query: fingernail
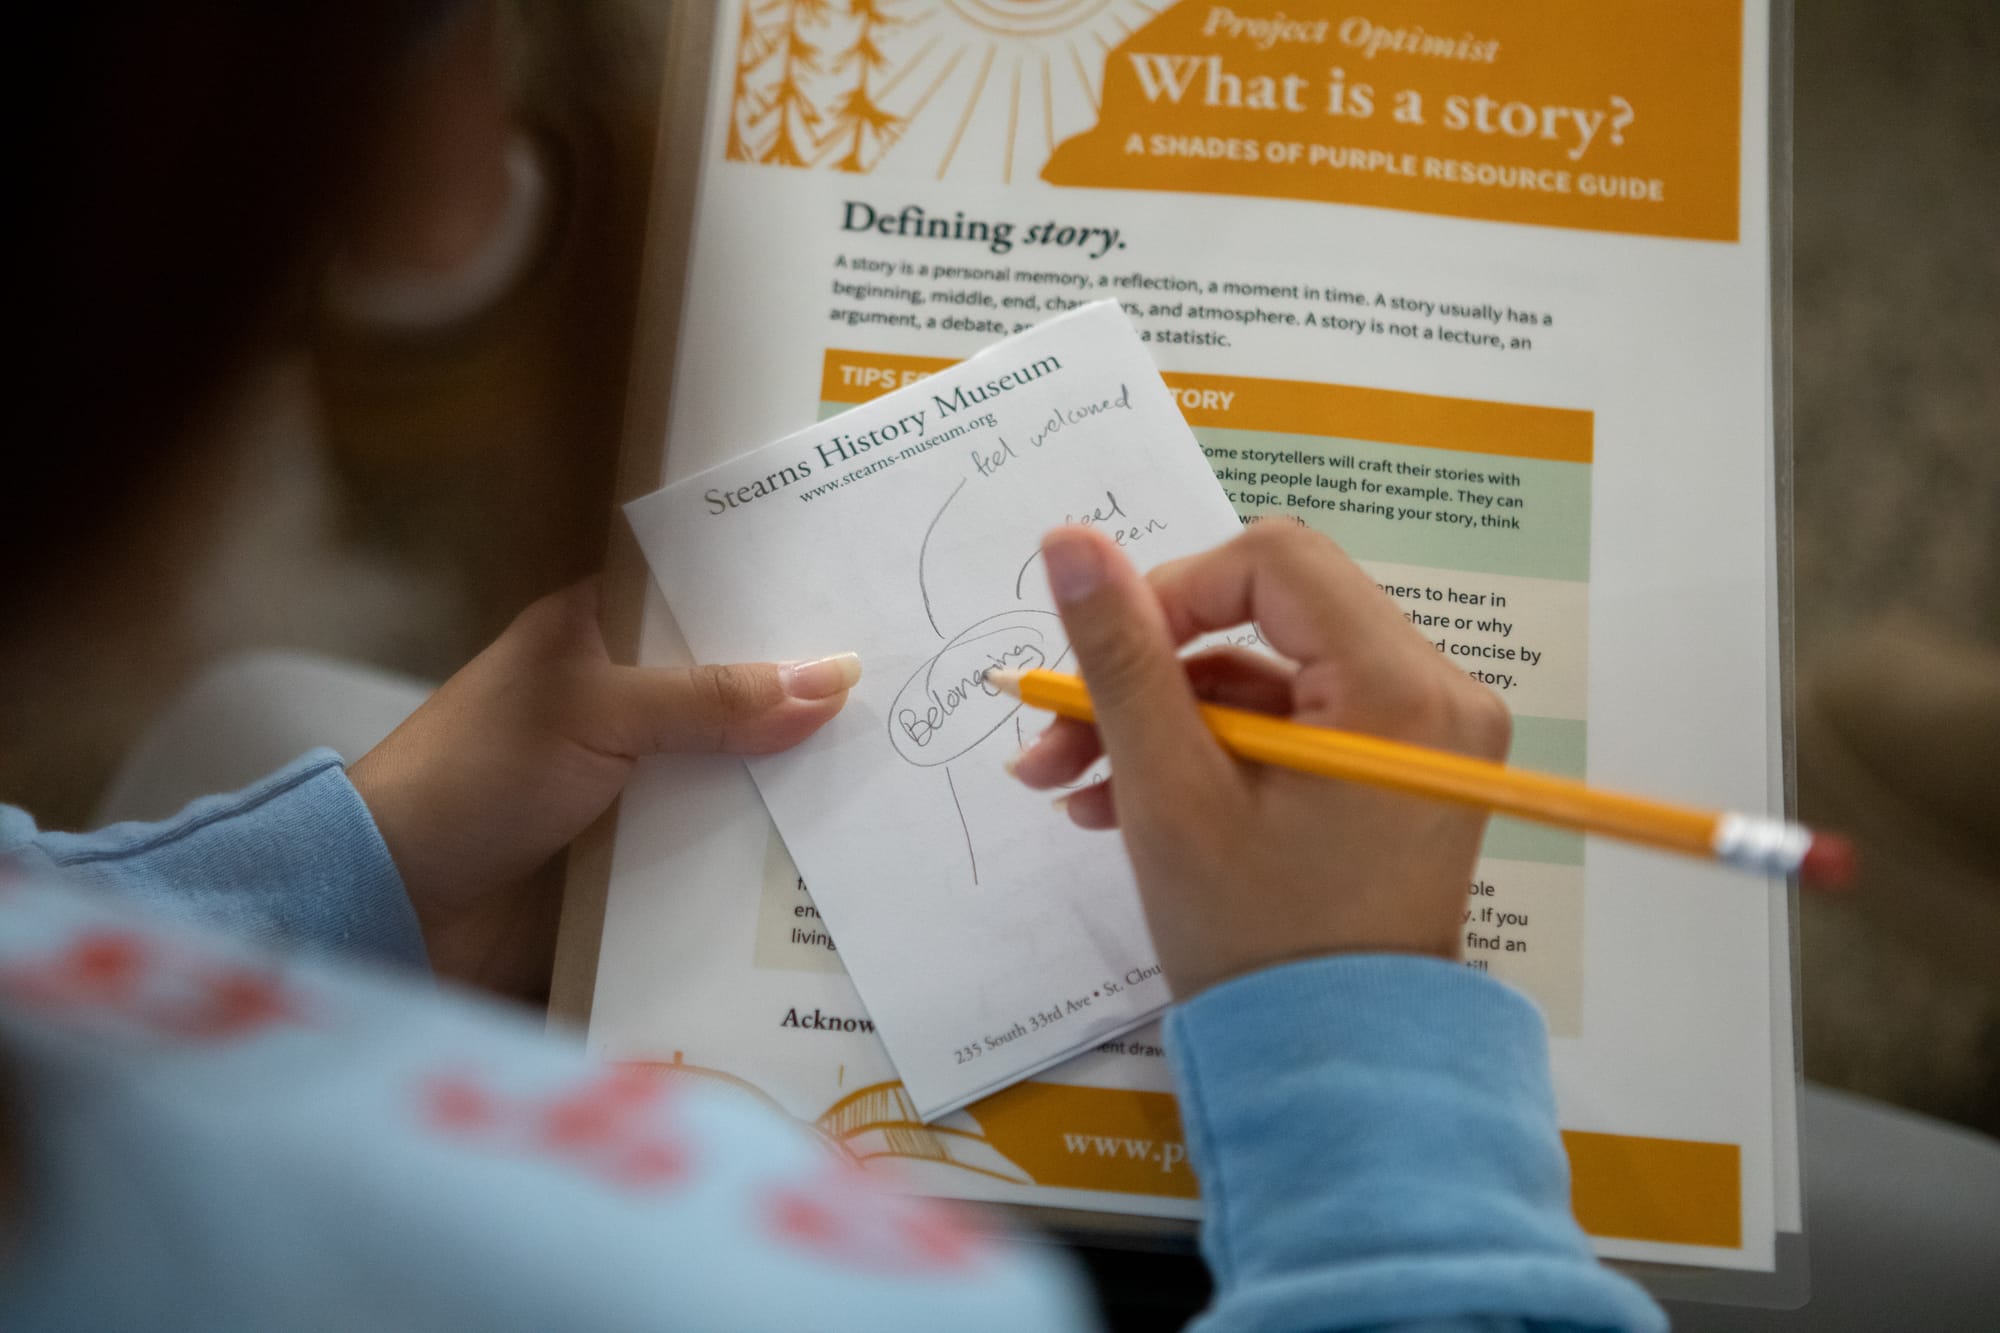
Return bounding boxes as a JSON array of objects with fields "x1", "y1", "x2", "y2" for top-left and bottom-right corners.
[
  {"x1": 1042, "y1": 530, "x2": 1103, "y2": 606},
  {"x1": 781, "y1": 653, "x2": 862, "y2": 700}
]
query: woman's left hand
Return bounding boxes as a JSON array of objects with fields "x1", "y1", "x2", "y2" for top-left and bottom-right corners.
[{"x1": 348, "y1": 581, "x2": 857, "y2": 1000}]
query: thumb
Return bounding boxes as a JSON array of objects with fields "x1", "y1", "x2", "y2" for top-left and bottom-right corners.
[
  {"x1": 1041, "y1": 527, "x2": 1232, "y2": 801},
  {"x1": 597, "y1": 654, "x2": 859, "y2": 757}
]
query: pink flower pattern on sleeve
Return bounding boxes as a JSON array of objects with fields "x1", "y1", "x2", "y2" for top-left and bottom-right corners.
[
  {"x1": 419, "y1": 1065, "x2": 691, "y2": 1189},
  {"x1": 0, "y1": 927, "x2": 302, "y2": 1041},
  {"x1": 0, "y1": 878, "x2": 1096, "y2": 1331}
]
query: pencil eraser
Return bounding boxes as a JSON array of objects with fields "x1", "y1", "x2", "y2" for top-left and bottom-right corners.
[{"x1": 1799, "y1": 832, "x2": 1857, "y2": 891}]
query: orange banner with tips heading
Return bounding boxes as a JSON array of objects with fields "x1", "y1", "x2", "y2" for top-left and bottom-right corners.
[{"x1": 822, "y1": 349, "x2": 1592, "y2": 464}]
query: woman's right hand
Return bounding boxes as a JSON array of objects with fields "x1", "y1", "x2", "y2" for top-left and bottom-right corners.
[{"x1": 1007, "y1": 522, "x2": 1513, "y2": 999}]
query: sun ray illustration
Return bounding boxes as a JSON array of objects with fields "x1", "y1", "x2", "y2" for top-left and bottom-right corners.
[
  {"x1": 938, "y1": 42, "x2": 996, "y2": 178},
  {"x1": 904, "y1": 46, "x2": 968, "y2": 125},
  {"x1": 1003, "y1": 57, "x2": 1022, "y2": 183},
  {"x1": 877, "y1": 33, "x2": 940, "y2": 97},
  {"x1": 727, "y1": 0, "x2": 1156, "y2": 179},
  {"x1": 1066, "y1": 39, "x2": 1099, "y2": 113},
  {"x1": 1041, "y1": 54, "x2": 1055, "y2": 153}
]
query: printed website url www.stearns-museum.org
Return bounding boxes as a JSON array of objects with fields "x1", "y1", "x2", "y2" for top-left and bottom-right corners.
[{"x1": 798, "y1": 413, "x2": 999, "y2": 502}]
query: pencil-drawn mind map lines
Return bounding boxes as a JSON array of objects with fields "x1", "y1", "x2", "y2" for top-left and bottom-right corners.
[
  {"x1": 917, "y1": 479, "x2": 966, "y2": 640},
  {"x1": 892, "y1": 380, "x2": 1164, "y2": 887}
]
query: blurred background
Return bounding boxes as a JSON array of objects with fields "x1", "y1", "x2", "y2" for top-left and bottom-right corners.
[{"x1": 2, "y1": 0, "x2": 1995, "y2": 1137}]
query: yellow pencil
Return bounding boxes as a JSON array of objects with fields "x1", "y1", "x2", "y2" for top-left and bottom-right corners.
[{"x1": 987, "y1": 668, "x2": 1854, "y2": 888}]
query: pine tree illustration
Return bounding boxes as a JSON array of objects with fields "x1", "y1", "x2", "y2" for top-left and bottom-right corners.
[
  {"x1": 754, "y1": 0, "x2": 831, "y2": 167},
  {"x1": 827, "y1": 0, "x2": 904, "y2": 173},
  {"x1": 725, "y1": 2, "x2": 779, "y2": 162}
]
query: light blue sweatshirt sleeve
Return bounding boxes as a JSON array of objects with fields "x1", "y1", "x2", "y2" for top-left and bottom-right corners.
[
  {"x1": 0, "y1": 749, "x2": 425, "y2": 969},
  {"x1": 0, "y1": 879, "x2": 1099, "y2": 1332},
  {"x1": 1165, "y1": 955, "x2": 1667, "y2": 1333}
]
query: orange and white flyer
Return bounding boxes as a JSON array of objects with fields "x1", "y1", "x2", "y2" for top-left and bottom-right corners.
[{"x1": 575, "y1": 0, "x2": 1795, "y2": 1276}]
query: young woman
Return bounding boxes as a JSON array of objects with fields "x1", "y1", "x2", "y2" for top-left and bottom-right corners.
[{"x1": 4, "y1": 7, "x2": 1662, "y2": 1329}]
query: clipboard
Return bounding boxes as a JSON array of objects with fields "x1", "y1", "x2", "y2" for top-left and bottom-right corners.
[{"x1": 553, "y1": 0, "x2": 1806, "y2": 1307}]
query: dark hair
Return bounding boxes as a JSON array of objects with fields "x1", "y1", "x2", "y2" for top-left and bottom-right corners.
[{"x1": 11, "y1": 4, "x2": 458, "y2": 588}]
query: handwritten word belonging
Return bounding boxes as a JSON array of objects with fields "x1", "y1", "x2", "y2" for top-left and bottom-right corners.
[{"x1": 890, "y1": 612, "x2": 1070, "y2": 766}]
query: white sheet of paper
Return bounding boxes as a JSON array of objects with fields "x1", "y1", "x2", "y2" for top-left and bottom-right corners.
[{"x1": 624, "y1": 302, "x2": 1243, "y2": 1118}]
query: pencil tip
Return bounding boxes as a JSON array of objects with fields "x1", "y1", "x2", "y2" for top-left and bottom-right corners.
[{"x1": 984, "y1": 668, "x2": 1024, "y2": 698}]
